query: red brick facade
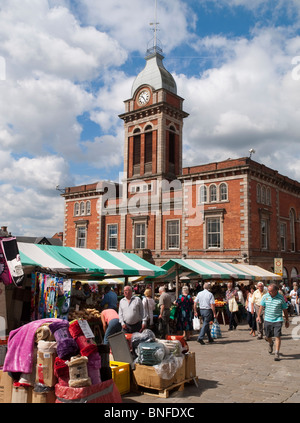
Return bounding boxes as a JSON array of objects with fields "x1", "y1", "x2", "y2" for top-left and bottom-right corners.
[{"x1": 62, "y1": 54, "x2": 300, "y2": 283}]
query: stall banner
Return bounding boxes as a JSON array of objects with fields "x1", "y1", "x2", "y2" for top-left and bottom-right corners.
[
  {"x1": 31, "y1": 273, "x2": 71, "y2": 321},
  {"x1": 0, "y1": 237, "x2": 24, "y2": 286}
]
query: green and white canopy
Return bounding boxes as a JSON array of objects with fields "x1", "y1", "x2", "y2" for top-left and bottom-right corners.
[
  {"x1": 155, "y1": 259, "x2": 281, "y2": 282},
  {"x1": 17, "y1": 243, "x2": 166, "y2": 278}
]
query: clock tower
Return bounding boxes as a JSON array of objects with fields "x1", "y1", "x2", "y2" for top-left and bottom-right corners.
[
  {"x1": 119, "y1": 45, "x2": 189, "y2": 182},
  {"x1": 118, "y1": 42, "x2": 188, "y2": 254}
]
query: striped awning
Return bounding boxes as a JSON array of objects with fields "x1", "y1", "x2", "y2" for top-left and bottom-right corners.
[
  {"x1": 154, "y1": 259, "x2": 281, "y2": 282},
  {"x1": 17, "y1": 243, "x2": 166, "y2": 278}
]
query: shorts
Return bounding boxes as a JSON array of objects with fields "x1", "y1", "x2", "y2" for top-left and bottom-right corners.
[{"x1": 264, "y1": 321, "x2": 283, "y2": 338}]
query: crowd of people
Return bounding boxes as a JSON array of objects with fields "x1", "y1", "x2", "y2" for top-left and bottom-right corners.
[{"x1": 71, "y1": 278, "x2": 300, "y2": 361}]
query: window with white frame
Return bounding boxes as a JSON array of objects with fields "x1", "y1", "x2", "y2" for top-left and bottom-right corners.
[
  {"x1": 199, "y1": 185, "x2": 207, "y2": 203},
  {"x1": 289, "y1": 209, "x2": 296, "y2": 252},
  {"x1": 86, "y1": 201, "x2": 91, "y2": 215},
  {"x1": 167, "y1": 220, "x2": 180, "y2": 249},
  {"x1": 209, "y1": 185, "x2": 217, "y2": 202},
  {"x1": 74, "y1": 203, "x2": 80, "y2": 216},
  {"x1": 261, "y1": 218, "x2": 269, "y2": 250},
  {"x1": 76, "y1": 226, "x2": 87, "y2": 248},
  {"x1": 207, "y1": 217, "x2": 221, "y2": 249},
  {"x1": 134, "y1": 222, "x2": 146, "y2": 249},
  {"x1": 107, "y1": 224, "x2": 118, "y2": 250},
  {"x1": 280, "y1": 223, "x2": 286, "y2": 251},
  {"x1": 220, "y1": 183, "x2": 228, "y2": 201},
  {"x1": 80, "y1": 202, "x2": 85, "y2": 215}
]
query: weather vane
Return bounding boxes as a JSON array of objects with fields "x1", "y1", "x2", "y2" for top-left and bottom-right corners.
[{"x1": 149, "y1": 0, "x2": 162, "y2": 54}]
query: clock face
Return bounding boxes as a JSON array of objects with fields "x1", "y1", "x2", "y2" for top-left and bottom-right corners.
[{"x1": 138, "y1": 89, "x2": 150, "y2": 105}]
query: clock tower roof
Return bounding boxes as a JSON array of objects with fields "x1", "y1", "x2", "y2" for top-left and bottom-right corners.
[{"x1": 131, "y1": 46, "x2": 177, "y2": 97}]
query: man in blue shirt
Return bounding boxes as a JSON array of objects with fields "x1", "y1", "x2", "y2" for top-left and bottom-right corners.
[
  {"x1": 100, "y1": 285, "x2": 118, "y2": 311},
  {"x1": 257, "y1": 283, "x2": 289, "y2": 361}
]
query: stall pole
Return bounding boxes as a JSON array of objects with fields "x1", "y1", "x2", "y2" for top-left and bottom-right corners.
[{"x1": 175, "y1": 264, "x2": 179, "y2": 299}]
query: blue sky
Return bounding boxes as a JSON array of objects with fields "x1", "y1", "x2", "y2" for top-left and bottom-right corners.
[{"x1": 0, "y1": 0, "x2": 300, "y2": 236}]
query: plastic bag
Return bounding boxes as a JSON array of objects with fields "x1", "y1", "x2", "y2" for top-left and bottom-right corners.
[
  {"x1": 131, "y1": 329, "x2": 156, "y2": 354},
  {"x1": 157, "y1": 340, "x2": 182, "y2": 357},
  {"x1": 153, "y1": 355, "x2": 184, "y2": 380},
  {"x1": 211, "y1": 319, "x2": 222, "y2": 339},
  {"x1": 137, "y1": 342, "x2": 166, "y2": 365},
  {"x1": 193, "y1": 317, "x2": 201, "y2": 331}
]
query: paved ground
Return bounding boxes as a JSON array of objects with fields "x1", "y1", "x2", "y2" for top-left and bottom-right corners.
[{"x1": 122, "y1": 318, "x2": 300, "y2": 404}]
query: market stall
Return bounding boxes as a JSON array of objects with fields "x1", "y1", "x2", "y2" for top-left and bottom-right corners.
[
  {"x1": 0, "y1": 243, "x2": 167, "y2": 403},
  {"x1": 151, "y1": 258, "x2": 281, "y2": 297}
]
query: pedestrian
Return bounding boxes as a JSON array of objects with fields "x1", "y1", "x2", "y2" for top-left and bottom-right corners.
[
  {"x1": 142, "y1": 288, "x2": 156, "y2": 329},
  {"x1": 257, "y1": 283, "x2": 289, "y2": 361},
  {"x1": 245, "y1": 285, "x2": 257, "y2": 336},
  {"x1": 70, "y1": 281, "x2": 86, "y2": 309},
  {"x1": 225, "y1": 281, "x2": 239, "y2": 330},
  {"x1": 251, "y1": 281, "x2": 267, "y2": 339},
  {"x1": 174, "y1": 286, "x2": 194, "y2": 341},
  {"x1": 194, "y1": 282, "x2": 217, "y2": 344},
  {"x1": 290, "y1": 283, "x2": 299, "y2": 315},
  {"x1": 100, "y1": 308, "x2": 122, "y2": 345},
  {"x1": 118, "y1": 285, "x2": 146, "y2": 333},
  {"x1": 100, "y1": 285, "x2": 118, "y2": 311},
  {"x1": 158, "y1": 286, "x2": 172, "y2": 339}
]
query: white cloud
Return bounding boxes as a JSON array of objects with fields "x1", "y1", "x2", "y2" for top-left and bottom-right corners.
[{"x1": 177, "y1": 27, "x2": 300, "y2": 179}]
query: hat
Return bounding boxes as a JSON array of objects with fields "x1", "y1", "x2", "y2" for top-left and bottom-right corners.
[{"x1": 144, "y1": 289, "x2": 152, "y2": 297}]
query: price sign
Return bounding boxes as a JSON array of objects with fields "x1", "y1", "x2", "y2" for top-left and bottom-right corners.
[{"x1": 78, "y1": 319, "x2": 95, "y2": 339}]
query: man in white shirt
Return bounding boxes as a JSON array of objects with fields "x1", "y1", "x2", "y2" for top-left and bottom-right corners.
[{"x1": 194, "y1": 282, "x2": 217, "y2": 345}]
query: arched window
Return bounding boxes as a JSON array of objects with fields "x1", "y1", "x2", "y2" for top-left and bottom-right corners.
[
  {"x1": 220, "y1": 183, "x2": 228, "y2": 201},
  {"x1": 209, "y1": 184, "x2": 217, "y2": 202},
  {"x1": 289, "y1": 209, "x2": 296, "y2": 252},
  {"x1": 261, "y1": 186, "x2": 266, "y2": 204},
  {"x1": 80, "y1": 202, "x2": 85, "y2": 215},
  {"x1": 144, "y1": 125, "x2": 152, "y2": 173},
  {"x1": 133, "y1": 128, "x2": 141, "y2": 175},
  {"x1": 266, "y1": 187, "x2": 271, "y2": 205},
  {"x1": 86, "y1": 201, "x2": 91, "y2": 215},
  {"x1": 168, "y1": 126, "x2": 176, "y2": 168},
  {"x1": 257, "y1": 184, "x2": 261, "y2": 203},
  {"x1": 74, "y1": 203, "x2": 80, "y2": 216},
  {"x1": 199, "y1": 185, "x2": 207, "y2": 203}
]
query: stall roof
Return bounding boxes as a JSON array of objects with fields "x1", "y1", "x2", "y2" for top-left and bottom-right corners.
[
  {"x1": 154, "y1": 259, "x2": 281, "y2": 282},
  {"x1": 17, "y1": 243, "x2": 166, "y2": 278}
]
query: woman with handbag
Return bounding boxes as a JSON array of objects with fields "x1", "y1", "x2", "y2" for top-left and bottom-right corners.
[{"x1": 225, "y1": 281, "x2": 239, "y2": 331}]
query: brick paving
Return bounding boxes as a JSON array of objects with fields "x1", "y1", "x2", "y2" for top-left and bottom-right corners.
[{"x1": 122, "y1": 319, "x2": 300, "y2": 404}]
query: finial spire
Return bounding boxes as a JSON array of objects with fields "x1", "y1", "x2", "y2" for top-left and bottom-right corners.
[{"x1": 148, "y1": 0, "x2": 163, "y2": 55}]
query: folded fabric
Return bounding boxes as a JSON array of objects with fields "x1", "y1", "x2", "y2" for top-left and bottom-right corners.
[{"x1": 3, "y1": 318, "x2": 60, "y2": 374}]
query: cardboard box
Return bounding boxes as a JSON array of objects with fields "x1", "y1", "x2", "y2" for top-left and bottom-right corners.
[
  {"x1": 133, "y1": 363, "x2": 174, "y2": 390},
  {"x1": 32, "y1": 390, "x2": 56, "y2": 403},
  {"x1": 185, "y1": 352, "x2": 196, "y2": 379},
  {"x1": 173, "y1": 359, "x2": 186, "y2": 384},
  {"x1": 11, "y1": 386, "x2": 33, "y2": 403},
  {"x1": 0, "y1": 369, "x2": 13, "y2": 403},
  {"x1": 36, "y1": 350, "x2": 57, "y2": 387}
]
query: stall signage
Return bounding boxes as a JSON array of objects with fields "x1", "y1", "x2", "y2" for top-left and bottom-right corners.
[
  {"x1": 78, "y1": 319, "x2": 95, "y2": 339},
  {"x1": 274, "y1": 258, "x2": 283, "y2": 276}
]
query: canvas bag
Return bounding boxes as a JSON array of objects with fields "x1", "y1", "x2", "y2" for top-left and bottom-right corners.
[{"x1": 228, "y1": 298, "x2": 239, "y2": 312}]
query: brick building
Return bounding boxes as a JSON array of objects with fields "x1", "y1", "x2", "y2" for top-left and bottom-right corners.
[{"x1": 62, "y1": 45, "x2": 300, "y2": 283}]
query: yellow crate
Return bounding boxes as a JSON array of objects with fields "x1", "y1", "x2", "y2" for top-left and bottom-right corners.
[{"x1": 109, "y1": 361, "x2": 130, "y2": 395}]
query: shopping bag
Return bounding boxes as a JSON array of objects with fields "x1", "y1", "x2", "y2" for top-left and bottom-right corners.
[
  {"x1": 192, "y1": 317, "x2": 201, "y2": 331},
  {"x1": 211, "y1": 319, "x2": 222, "y2": 339},
  {"x1": 228, "y1": 298, "x2": 239, "y2": 312}
]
